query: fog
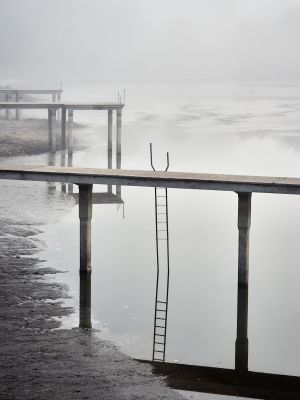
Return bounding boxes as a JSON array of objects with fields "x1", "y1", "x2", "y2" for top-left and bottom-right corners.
[{"x1": 1, "y1": 0, "x2": 300, "y2": 81}]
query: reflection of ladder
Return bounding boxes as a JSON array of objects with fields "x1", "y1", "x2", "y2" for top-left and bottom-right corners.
[{"x1": 150, "y1": 143, "x2": 170, "y2": 363}]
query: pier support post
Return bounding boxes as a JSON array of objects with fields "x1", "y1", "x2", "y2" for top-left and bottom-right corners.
[
  {"x1": 235, "y1": 192, "x2": 251, "y2": 373},
  {"x1": 68, "y1": 109, "x2": 73, "y2": 159},
  {"x1": 5, "y1": 93, "x2": 10, "y2": 120},
  {"x1": 116, "y1": 109, "x2": 122, "y2": 169},
  {"x1": 15, "y1": 91, "x2": 20, "y2": 120},
  {"x1": 61, "y1": 107, "x2": 67, "y2": 150},
  {"x1": 79, "y1": 184, "x2": 93, "y2": 328},
  {"x1": 48, "y1": 108, "x2": 56, "y2": 152},
  {"x1": 108, "y1": 110, "x2": 113, "y2": 193}
]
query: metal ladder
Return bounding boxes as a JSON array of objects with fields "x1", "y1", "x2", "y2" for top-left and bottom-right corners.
[{"x1": 150, "y1": 143, "x2": 170, "y2": 362}]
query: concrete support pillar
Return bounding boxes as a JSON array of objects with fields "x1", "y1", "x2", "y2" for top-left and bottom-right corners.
[
  {"x1": 57, "y1": 92, "x2": 62, "y2": 120},
  {"x1": 235, "y1": 192, "x2": 251, "y2": 373},
  {"x1": 48, "y1": 108, "x2": 56, "y2": 152},
  {"x1": 78, "y1": 184, "x2": 93, "y2": 328},
  {"x1": 5, "y1": 93, "x2": 10, "y2": 120},
  {"x1": 79, "y1": 184, "x2": 93, "y2": 274},
  {"x1": 116, "y1": 109, "x2": 122, "y2": 169},
  {"x1": 61, "y1": 107, "x2": 67, "y2": 150},
  {"x1": 108, "y1": 110, "x2": 113, "y2": 169},
  {"x1": 68, "y1": 109, "x2": 73, "y2": 159},
  {"x1": 108, "y1": 110, "x2": 113, "y2": 193},
  {"x1": 15, "y1": 91, "x2": 20, "y2": 120}
]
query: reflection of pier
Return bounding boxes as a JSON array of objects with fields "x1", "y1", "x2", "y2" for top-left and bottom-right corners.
[{"x1": 1, "y1": 166, "x2": 300, "y2": 398}]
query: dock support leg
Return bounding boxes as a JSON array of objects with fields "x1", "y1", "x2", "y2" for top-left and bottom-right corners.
[
  {"x1": 15, "y1": 91, "x2": 20, "y2": 120},
  {"x1": 79, "y1": 184, "x2": 93, "y2": 328},
  {"x1": 116, "y1": 109, "x2": 122, "y2": 169},
  {"x1": 5, "y1": 93, "x2": 10, "y2": 120},
  {"x1": 48, "y1": 109, "x2": 56, "y2": 152},
  {"x1": 67, "y1": 109, "x2": 74, "y2": 194},
  {"x1": 108, "y1": 110, "x2": 113, "y2": 193},
  {"x1": 52, "y1": 93, "x2": 57, "y2": 121},
  {"x1": 68, "y1": 109, "x2": 73, "y2": 159},
  {"x1": 235, "y1": 192, "x2": 251, "y2": 373},
  {"x1": 57, "y1": 92, "x2": 61, "y2": 121},
  {"x1": 61, "y1": 107, "x2": 67, "y2": 150}
]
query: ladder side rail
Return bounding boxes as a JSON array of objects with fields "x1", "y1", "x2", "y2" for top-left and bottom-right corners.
[{"x1": 152, "y1": 186, "x2": 160, "y2": 361}]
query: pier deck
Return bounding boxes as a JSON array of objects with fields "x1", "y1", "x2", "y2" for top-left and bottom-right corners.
[{"x1": 0, "y1": 164, "x2": 299, "y2": 195}]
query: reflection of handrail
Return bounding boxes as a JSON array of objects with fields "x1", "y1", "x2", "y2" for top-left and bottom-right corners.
[{"x1": 150, "y1": 143, "x2": 169, "y2": 172}]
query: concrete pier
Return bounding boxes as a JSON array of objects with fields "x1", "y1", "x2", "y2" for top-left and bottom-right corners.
[
  {"x1": 0, "y1": 89, "x2": 63, "y2": 120},
  {"x1": 235, "y1": 193, "x2": 251, "y2": 372},
  {"x1": 79, "y1": 183, "x2": 93, "y2": 328}
]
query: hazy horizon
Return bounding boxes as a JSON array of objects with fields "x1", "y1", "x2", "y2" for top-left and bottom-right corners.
[{"x1": 1, "y1": 0, "x2": 300, "y2": 82}]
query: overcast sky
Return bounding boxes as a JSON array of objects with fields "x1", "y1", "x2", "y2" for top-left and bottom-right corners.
[{"x1": 1, "y1": 0, "x2": 300, "y2": 81}]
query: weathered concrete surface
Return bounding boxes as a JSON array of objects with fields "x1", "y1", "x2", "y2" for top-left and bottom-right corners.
[{"x1": 0, "y1": 163, "x2": 300, "y2": 195}]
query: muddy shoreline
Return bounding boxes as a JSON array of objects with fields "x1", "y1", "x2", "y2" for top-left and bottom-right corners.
[{"x1": 0, "y1": 121, "x2": 183, "y2": 399}]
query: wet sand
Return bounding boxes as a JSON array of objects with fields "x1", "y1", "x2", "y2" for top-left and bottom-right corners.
[{"x1": 0, "y1": 121, "x2": 184, "y2": 399}]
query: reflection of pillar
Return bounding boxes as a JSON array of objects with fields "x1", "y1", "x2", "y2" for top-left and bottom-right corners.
[
  {"x1": 48, "y1": 109, "x2": 56, "y2": 152},
  {"x1": 78, "y1": 184, "x2": 92, "y2": 329},
  {"x1": 235, "y1": 192, "x2": 251, "y2": 373},
  {"x1": 61, "y1": 107, "x2": 67, "y2": 150},
  {"x1": 108, "y1": 109, "x2": 113, "y2": 193},
  {"x1": 80, "y1": 271, "x2": 92, "y2": 329},
  {"x1": 5, "y1": 93, "x2": 10, "y2": 120},
  {"x1": 47, "y1": 152, "x2": 56, "y2": 193},
  {"x1": 60, "y1": 150, "x2": 67, "y2": 193},
  {"x1": 116, "y1": 109, "x2": 122, "y2": 169}
]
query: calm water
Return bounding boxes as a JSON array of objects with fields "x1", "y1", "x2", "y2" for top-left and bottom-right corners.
[{"x1": 3, "y1": 79, "x2": 300, "y2": 399}]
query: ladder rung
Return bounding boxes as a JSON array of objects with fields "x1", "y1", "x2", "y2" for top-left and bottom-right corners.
[
  {"x1": 156, "y1": 317, "x2": 166, "y2": 320},
  {"x1": 153, "y1": 358, "x2": 164, "y2": 361},
  {"x1": 156, "y1": 196, "x2": 166, "y2": 198},
  {"x1": 156, "y1": 309, "x2": 166, "y2": 312},
  {"x1": 157, "y1": 301, "x2": 167, "y2": 304},
  {"x1": 155, "y1": 333, "x2": 165, "y2": 337},
  {"x1": 155, "y1": 325, "x2": 166, "y2": 329},
  {"x1": 154, "y1": 350, "x2": 164, "y2": 353},
  {"x1": 154, "y1": 341, "x2": 165, "y2": 345}
]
